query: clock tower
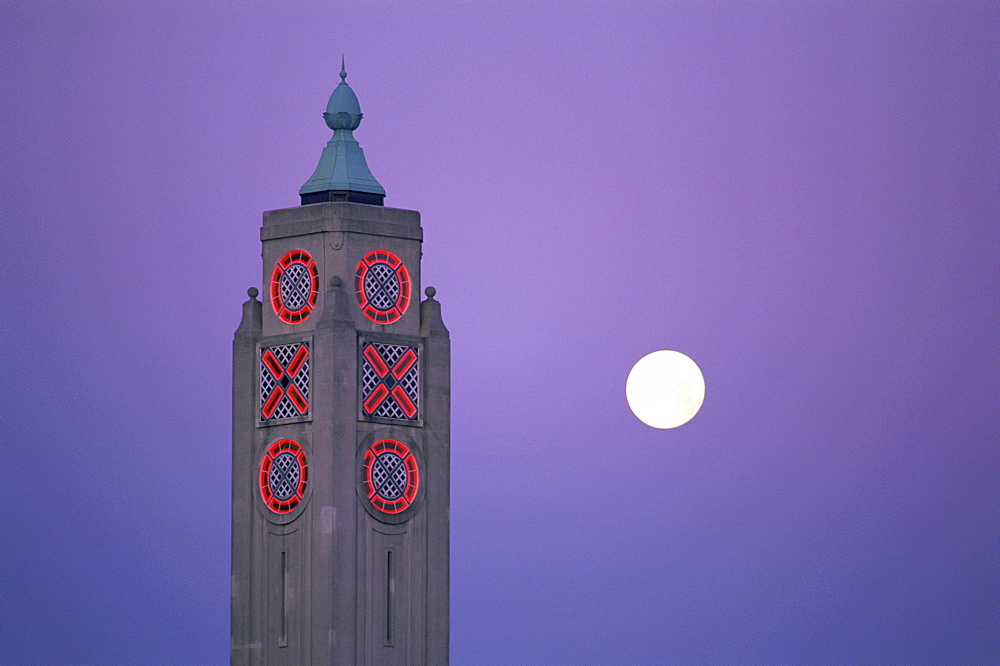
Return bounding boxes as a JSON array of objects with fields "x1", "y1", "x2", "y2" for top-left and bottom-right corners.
[{"x1": 231, "y1": 63, "x2": 450, "y2": 664}]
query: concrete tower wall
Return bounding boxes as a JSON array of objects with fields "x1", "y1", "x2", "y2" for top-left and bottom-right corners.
[{"x1": 232, "y1": 202, "x2": 449, "y2": 664}]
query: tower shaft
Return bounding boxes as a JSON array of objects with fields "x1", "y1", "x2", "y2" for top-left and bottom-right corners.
[{"x1": 231, "y1": 69, "x2": 449, "y2": 664}]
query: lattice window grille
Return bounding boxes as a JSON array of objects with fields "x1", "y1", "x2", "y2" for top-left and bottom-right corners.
[
  {"x1": 269, "y1": 451, "x2": 301, "y2": 500},
  {"x1": 260, "y1": 342, "x2": 310, "y2": 422},
  {"x1": 365, "y1": 263, "x2": 400, "y2": 311},
  {"x1": 360, "y1": 342, "x2": 419, "y2": 421},
  {"x1": 371, "y1": 452, "x2": 407, "y2": 500},
  {"x1": 361, "y1": 363, "x2": 381, "y2": 400},
  {"x1": 279, "y1": 263, "x2": 311, "y2": 311}
]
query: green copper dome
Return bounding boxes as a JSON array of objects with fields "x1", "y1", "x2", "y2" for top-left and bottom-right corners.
[
  {"x1": 324, "y1": 65, "x2": 362, "y2": 129},
  {"x1": 300, "y1": 59, "x2": 385, "y2": 206}
]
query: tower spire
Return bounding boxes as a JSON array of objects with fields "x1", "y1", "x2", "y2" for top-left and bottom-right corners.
[{"x1": 299, "y1": 59, "x2": 386, "y2": 206}]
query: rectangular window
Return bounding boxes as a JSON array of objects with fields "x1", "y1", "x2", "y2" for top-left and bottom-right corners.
[{"x1": 260, "y1": 342, "x2": 311, "y2": 424}]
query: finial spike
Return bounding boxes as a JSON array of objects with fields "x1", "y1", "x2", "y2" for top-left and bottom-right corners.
[{"x1": 340, "y1": 55, "x2": 347, "y2": 81}]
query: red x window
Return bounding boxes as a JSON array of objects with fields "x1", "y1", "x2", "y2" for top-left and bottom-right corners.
[
  {"x1": 260, "y1": 343, "x2": 310, "y2": 420},
  {"x1": 361, "y1": 343, "x2": 418, "y2": 420}
]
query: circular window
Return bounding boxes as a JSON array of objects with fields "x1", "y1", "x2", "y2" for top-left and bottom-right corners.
[
  {"x1": 259, "y1": 439, "x2": 308, "y2": 514},
  {"x1": 270, "y1": 250, "x2": 319, "y2": 324},
  {"x1": 363, "y1": 439, "x2": 419, "y2": 514},
  {"x1": 355, "y1": 250, "x2": 411, "y2": 324}
]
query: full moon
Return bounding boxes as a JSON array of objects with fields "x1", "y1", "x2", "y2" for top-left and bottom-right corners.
[{"x1": 626, "y1": 350, "x2": 705, "y2": 429}]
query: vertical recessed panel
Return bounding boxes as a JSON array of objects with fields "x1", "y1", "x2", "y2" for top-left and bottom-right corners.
[{"x1": 367, "y1": 529, "x2": 408, "y2": 665}]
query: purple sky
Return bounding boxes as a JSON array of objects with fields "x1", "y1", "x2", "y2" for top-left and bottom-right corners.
[{"x1": 2, "y1": 2, "x2": 997, "y2": 663}]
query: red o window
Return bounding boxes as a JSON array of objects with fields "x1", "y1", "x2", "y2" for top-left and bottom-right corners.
[
  {"x1": 363, "y1": 439, "x2": 419, "y2": 514},
  {"x1": 355, "y1": 250, "x2": 411, "y2": 324},
  {"x1": 270, "y1": 250, "x2": 319, "y2": 324},
  {"x1": 259, "y1": 439, "x2": 308, "y2": 514}
]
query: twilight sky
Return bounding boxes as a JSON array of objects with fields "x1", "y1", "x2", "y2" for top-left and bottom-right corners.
[{"x1": 2, "y1": 2, "x2": 997, "y2": 663}]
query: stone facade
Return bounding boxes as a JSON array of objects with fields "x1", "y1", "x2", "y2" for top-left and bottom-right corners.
[{"x1": 231, "y1": 202, "x2": 450, "y2": 664}]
